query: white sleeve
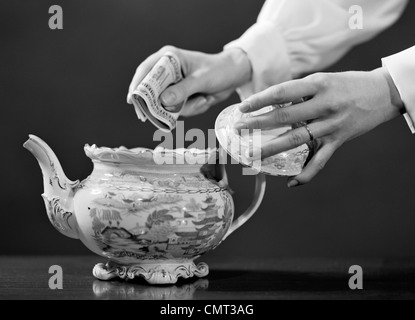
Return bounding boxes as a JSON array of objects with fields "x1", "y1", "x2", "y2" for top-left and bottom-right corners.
[
  {"x1": 382, "y1": 46, "x2": 415, "y2": 134},
  {"x1": 225, "y1": 0, "x2": 408, "y2": 99}
]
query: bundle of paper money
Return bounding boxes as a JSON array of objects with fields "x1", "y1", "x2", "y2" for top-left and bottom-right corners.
[{"x1": 131, "y1": 52, "x2": 184, "y2": 132}]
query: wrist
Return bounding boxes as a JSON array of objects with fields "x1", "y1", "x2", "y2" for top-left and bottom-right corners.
[{"x1": 220, "y1": 48, "x2": 252, "y2": 87}]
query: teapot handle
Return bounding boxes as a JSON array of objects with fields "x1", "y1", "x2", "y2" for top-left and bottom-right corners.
[{"x1": 222, "y1": 172, "x2": 266, "y2": 241}]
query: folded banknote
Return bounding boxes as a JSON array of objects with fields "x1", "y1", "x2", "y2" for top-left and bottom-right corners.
[{"x1": 131, "y1": 52, "x2": 184, "y2": 132}]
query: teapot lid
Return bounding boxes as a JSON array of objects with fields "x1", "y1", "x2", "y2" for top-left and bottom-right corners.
[
  {"x1": 214, "y1": 103, "x2": 310, "y2": 176},
  {"x1": 84, "y1": 144, "x2": 218, "y2": 166}
]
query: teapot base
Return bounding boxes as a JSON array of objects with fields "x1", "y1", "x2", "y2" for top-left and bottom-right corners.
[{"x1": 92, "y1": 260, "x2": 209, "y2": 285}]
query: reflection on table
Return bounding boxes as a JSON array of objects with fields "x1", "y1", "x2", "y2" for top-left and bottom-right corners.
[{"x1": 92, "y1": 278, "x2": 209, "y2": 300}]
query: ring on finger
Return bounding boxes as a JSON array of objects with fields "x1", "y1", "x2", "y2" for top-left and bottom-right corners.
[{"x1": 304, "y1": 125, "x2": 315, "y2": 142}]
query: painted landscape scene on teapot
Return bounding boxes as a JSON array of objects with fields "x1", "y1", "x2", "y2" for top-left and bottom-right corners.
[{"x1": 85, "y1": 186, "x2": 233, "y2": 262}]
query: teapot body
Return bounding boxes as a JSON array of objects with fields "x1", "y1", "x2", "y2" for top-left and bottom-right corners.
[{"x1": 74, "y1": 160, "x2": 234, "y2": 266}]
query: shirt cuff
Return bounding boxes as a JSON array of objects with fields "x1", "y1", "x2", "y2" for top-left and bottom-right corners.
[
  {"x1": 382, "y1": 46, "x2": 415, "y2": 134},
  {"x1": 224, "y1": 22, "x2": 292, "y2": 100}
]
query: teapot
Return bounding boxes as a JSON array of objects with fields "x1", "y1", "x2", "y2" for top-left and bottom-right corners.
[{"x1": 23, "y1": 135, "x2": 266, "y2": 284}]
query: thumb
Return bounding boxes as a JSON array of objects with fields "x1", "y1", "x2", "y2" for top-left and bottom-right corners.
[{"x1": 160, "y1": 76, "x2": 202, "y2": 107}]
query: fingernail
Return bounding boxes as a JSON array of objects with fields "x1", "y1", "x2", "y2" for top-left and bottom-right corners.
[
  {"x1": 239, "y1": 100, "x2": 252, "y2": 113},
  {"x1": 161, "y1": 91, "x2": 177, "y2": 106},
  {"x1": 127, "y1": 93, "x2": 132, "y2": 104},
  {"x1": 234, "y1": 121, "x2": 247, "y2": 132},
  {"x1": 287, "y1": 180, "x2": 299, "y2": 188},
  {"x1": 195, "y1": 97, "x2": 208, "y2": 108},
  {"x1": 164, "y1": 105, "x2": 177, "y2": 112}
]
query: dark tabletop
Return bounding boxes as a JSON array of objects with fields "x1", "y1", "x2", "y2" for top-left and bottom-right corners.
[{"x1": 1, "y1": 256, "x2": 415, "y2": 300}]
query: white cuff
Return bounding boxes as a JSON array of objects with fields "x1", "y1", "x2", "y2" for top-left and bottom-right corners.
[
  {"x1": 224, "y1": 22, "x2": 292, "y2": 100},
  {"x1": 382, "y1": 46, "x2": 415, "y2": 134}
]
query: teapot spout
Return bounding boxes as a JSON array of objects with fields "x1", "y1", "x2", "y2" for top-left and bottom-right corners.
[{"x1": 23, "y1": 135, "x2": 80, "y2": 239}]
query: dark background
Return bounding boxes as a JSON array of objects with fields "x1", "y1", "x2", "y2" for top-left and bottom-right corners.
[{"x1": 1, "y1": 0, "x2": 415, "y2": 261}]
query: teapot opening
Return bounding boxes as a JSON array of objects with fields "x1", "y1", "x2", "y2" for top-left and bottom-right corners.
[{"x1": 84, "y1": 144, "x2": 218, "y2": 169}]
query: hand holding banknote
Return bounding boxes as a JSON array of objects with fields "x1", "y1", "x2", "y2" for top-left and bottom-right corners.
[{"x1": 127, "y1": 46, "x2": 252, "y2": 119}]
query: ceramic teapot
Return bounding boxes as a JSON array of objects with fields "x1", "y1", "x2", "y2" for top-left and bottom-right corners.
[{"x1": 23, "y1": 135, "x2": 266, "y2": 284}]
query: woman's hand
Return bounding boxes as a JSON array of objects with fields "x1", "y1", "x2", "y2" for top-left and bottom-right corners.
[
  {"x1": 127, "y1": 46, "x2": 251, "y2": 117},
  {"x1": 234, "y1": 68, "x2": 405, "y2": 187}
]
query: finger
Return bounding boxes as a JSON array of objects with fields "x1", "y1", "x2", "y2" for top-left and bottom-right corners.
[
  {"x1": 180, "y1": 89, "x2": 234, "y2": 117},
  {"x1": 248, "y1": 122, "x2": 327, "y2": 160},
  {"x1": 127, "y1": 53, "x2": 162, "y2": 103},
  {"x1": 181, "y1": 95, "x2": 215, "y2": 117},
  {"x1": 239, "y1": 78, "x2": 318, "y2": 113},
  {"x1": 182, "y1": 104, "x2": 211, "y2": 117},
  {"x1": 127, "y1": 47, "x2": 176, "y2": 103},
  {"x1": 287, "y1": 142, "x2": 338, "y2": 187},
  {"x1": 160, "y1": 73, "x2": 211, "y2": 107},
  {"x1": 234, "y1": 99, "x2": 323, "y2": 131},
  {"x1": 179, "y1": 95, "x2": 208, "y2": 116}
]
